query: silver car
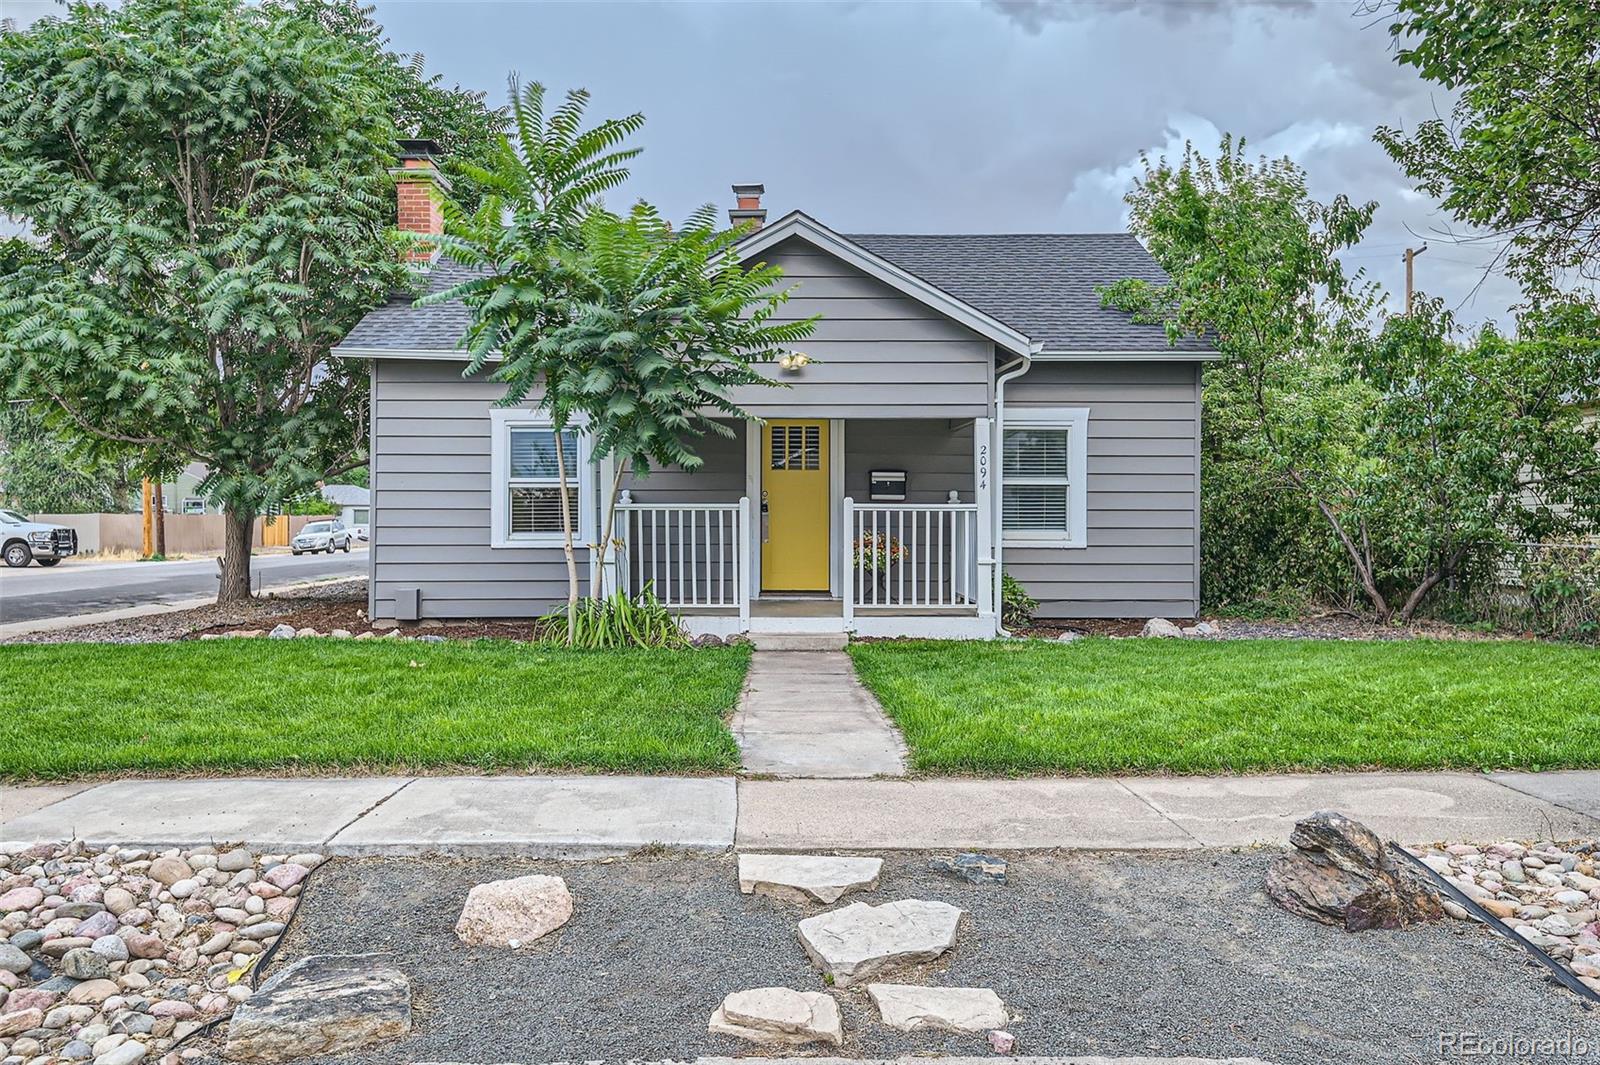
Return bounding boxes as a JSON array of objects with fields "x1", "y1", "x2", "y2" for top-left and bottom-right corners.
[{"x1": 290, "y1": 519, "x2": 354, "y2": 555}]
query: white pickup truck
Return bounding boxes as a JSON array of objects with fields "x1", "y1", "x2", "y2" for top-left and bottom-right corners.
[{"x1": 0, "y1": 508, "x2": 80, "y2": 568}]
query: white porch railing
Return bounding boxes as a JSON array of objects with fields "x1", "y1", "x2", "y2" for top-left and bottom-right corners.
[
  {"x1": 615, "y1": 493, "x2": 750, "y2": 625},
  {"x1": 843, "y1": 498, "x2": 980, "y2": 623}
]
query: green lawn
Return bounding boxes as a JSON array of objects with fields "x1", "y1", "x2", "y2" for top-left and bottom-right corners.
[
  {"x1": 850, "y1": 637, "x2": 1600, "y2": 775},
  {"x1": 0, "y1": 640, "x2": 747, "y2": 780}
]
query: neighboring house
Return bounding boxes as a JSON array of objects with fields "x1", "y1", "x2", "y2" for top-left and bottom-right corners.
[
  {"x1": 334, "y1": 146, "x2": 1218, "y2": 637},
  {"x1": 320, "y1": 483, "x2": 371, "y2": 529},
  {"x1": 163, "y1": 462, "x2": 218, "y2": 515}
]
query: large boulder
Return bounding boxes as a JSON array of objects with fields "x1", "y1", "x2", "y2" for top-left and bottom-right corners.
[
  {"x1": 454, "y1": 874, "x2": 572, "y2": 948},
  {"x1": 1140, "y1": 617, "x2": 1183, "y2": 638},
  {"x1": 708, "y1": 987, "x2": 843, "y2": 1047},
  {"x1": 223, "y1": 954, "x2": 410, "y2": 1063},
  {"x1": 1265, "y1": 810, "x2": 1444, "y2": 931}
]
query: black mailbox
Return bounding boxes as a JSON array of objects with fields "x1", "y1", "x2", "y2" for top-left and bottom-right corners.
[{"x1": 869, "y1": 470, "x2": 907, "y2": 501}]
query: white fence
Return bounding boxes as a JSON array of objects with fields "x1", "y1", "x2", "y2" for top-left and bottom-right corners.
[
  {"x1": 615, "y1": 495, "x2": 749, "y2": 622},
  {"x1": 843, "y1": 499, "x2": 979, "y2": 616}
]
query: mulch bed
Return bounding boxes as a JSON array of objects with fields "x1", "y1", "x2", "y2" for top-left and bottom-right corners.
[
  {"x1": 189, "y1": 596, "x2": 539, "y2": 642},
  {"x1": 1018, "y1": 613, "x2": 1532, "y2": 642}
]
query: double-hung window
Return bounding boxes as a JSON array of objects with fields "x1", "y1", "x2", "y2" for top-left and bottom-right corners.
[
  {"x1": 1001, "y1": 407, "x2": 1088, "y2": 548},
  {"x1": 490, "y1": 410, "x2": 593, "y2": 548}
]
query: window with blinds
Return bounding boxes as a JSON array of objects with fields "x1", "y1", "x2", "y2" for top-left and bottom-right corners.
[
  {"x1": 770, "y1": 424, "x2": 821, "y2": 471},
  {"x1": 508, "y1": 427, "x2": 580, "y2": 535},
  {"x1": 1003, "y1": 426, "x2": 1071, "y2": 535}
]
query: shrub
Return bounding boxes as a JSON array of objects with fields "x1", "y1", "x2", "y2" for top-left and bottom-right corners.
[
  {"x1": 1521, "y1": 543, "x2": 1600, "y2": 643},
  {"x1": 1001, "y1": 571, "x2": 1037, "y2": 630},
  {"x1": 532, "y1": 586, "x2": 689, "y2": 649}
]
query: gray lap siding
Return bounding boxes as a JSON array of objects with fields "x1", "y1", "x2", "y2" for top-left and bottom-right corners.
[
  {"x1": 372, "y1": 359, "x2": 576, "y2": 620},
  {"x1": 1004, "y1": 361, "x2": 1202, "y2": 620}
]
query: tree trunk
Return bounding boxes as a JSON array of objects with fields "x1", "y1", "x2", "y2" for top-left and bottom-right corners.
[
  {"x1": 153, "y1": 481, "x2": 166, "y2": 558},
  {"x1": 553, "y1": 435, "x2": 578, "y2": 645},
  {"x1": 593, "y1": 462, "x2": 627, "y2": 598},
  {"x1": 218, "y1": 506, "x2": 255, "y2": 604}
]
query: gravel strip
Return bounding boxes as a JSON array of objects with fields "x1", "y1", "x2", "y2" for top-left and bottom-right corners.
[
  {"x1": 188, "y1": 850, "x2": 1600, "y2": 1064},
  {"x1": 3, "y1": 579, "x2": 365, "y2": 645}
]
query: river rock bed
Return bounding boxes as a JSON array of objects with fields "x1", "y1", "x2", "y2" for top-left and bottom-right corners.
[
  {"x1": 1412, "y1": 838, "x2": 1600, "y2": 993},
  {"x1": 0, "y1": 841, "x2": 320, "y2": 1065}
]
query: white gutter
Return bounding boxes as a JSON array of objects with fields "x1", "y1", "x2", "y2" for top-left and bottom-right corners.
[{"x1": 992, "y1": 345, "x2": 1040, "y2": 636}]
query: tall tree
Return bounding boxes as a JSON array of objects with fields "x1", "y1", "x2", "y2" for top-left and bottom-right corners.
[
  {"x1": 0, "y1": 401, "x2": 139, "y2": 514},
  {"x1": 1101, "y1": 139, "x2": 1388, "y2": 612},
  {"x1": 551, "y1": 202, "x2": 814, "y2": 587},
  {"x1": 282, "y1": 0, "x2": 505, "y2": 213},
  {"x1": 1375, "y1": 0, "x2": 1600, "y2": 289},
  {"x1": 1107, "y1": 139, "x2": 1600, "y2": 621},
  {"x1": 0, "y1": 0, "x2": 408, "y2": 600},
  {"x1": 427, "y1": 79, "x2": 645, "y2": 635}
]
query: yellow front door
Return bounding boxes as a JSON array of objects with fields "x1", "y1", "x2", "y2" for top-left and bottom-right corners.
[{"x1": 761, "y1": 420, "x2": 830, "y2": 591}]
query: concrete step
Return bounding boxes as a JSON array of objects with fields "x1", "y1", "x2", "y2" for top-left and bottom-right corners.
[{"x1": 749, "y1": 632, "x2": 848, "y2": 652}]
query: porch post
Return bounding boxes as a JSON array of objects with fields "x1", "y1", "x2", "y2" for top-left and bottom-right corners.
[
  {"x1": 737, "y1": 496, "x2": 752, "y2": 629},
  {"x1": 842, "y1": 497, "x2": 855, "y2": 632},
  {"x1": 974, "y1": 417, "x2": 995, "y2": 617}
]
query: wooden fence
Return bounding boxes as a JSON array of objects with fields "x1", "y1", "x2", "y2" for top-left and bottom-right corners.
[{"x1": 30, "y1": 513, "x2": 317, "y2": 555}]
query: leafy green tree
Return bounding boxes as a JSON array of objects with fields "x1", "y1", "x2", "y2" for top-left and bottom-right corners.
[
  {"x1": 1358, "y1": 297, "x2": 1600, "y2": 619},
  {"x1": 0, "y1": 0, "x2": 409, "y2": 601},
  {"x1": 552, "y1": 202, "x2": 813, "y2": 587},
  {"x1": 1107, "y1": 139, "x2": 1600, "y2": 621},
  {"x1": 283, "y1": 0, "x2": 505, "y2": 213},
  {"x1": 0, "y1": 401, "x2": 139, "y2": 514},
  {"x1": 1375, "y1": 0, "x2": 1600, "y2": 289},
  {"x1": 1101, "y1": 139, "x2": 1386, "y2": 613},
  {"x1": 426, "y1": 79, "x2": 645, "y2": 632},
  {"x1": 429, "y1": 81, "x2": 812, "y2": 640}
]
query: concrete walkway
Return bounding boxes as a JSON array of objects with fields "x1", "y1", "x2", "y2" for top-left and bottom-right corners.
[
  {"x1": 731, "y1": 650, "x2": 907, "y2": 777},
  {"x1": 6, "y1": 769, "x2": 1600, "y2": 856}
]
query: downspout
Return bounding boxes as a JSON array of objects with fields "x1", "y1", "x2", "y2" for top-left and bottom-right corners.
[{"x1": 992, "y1": 344, "x2": 1040, "y2": 636}]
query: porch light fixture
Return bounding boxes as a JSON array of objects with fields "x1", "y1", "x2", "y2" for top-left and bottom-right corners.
[{"x1": 777, "y1": 351, "x2": 811, "y2": 373}]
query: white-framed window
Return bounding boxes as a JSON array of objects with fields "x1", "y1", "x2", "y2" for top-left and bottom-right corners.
[
  {"x1": 489, "y1": 409, "x2": 594, "y2": 549},
  {"x1": 1001, "y1": 406, "x2": 1088, "y2": 548},
  {"x1": 181, "y1": 498, "x2": 206, "y2": 515}
]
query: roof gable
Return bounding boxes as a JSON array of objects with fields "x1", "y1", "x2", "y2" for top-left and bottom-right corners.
[{"x1": 737, "y1": 211, "x2": 1038, "y2": 356}]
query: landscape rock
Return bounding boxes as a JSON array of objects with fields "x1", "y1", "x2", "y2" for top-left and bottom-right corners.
[
  {"x1": 222, "y1": 954, "x2": 410, "y2": 1063},
  {"x1": 867, "y1": 983, "x2": 1009, "y2": 1032},
  {"x1": 737, "y1": 854, "x2": 882, "y2": 904},
  {"x1": 454, "y1": 875, "x2": 572, "y2": 948},
  {"x1": 1265, "y1": 811, "x2": 1444, "y2": 931},
  {"x1": 267, "y1": 624, "x2": 296, "y2": 639},
  {"x1": 0, "y1": 944, "x2": 31, "y2": 973},
  {"x1": 707, "y1": 987, "x2": 842, "y2": 1047},
  {"x1": 1140, "y1": 617, "x2": 1183, "y2": 638},
  {"x1": 928, "y1": 853, "x2": 1007, "y2": 885},
  {"x1": 147, "y1": 857, "x2": 193, "y2": 887},
  {"x1": 796, "y1": 899, "x2": 964, "y2": 986},
  {"x1": 0, "y1": 1006, "x2": 43, "y2": 1035},
  {"x1": 61, "y1": 947, "x2": 110, "y2": 980},
  {"x1": 988, "y1": 1029, "x2": 1017, "y2": 1053}
]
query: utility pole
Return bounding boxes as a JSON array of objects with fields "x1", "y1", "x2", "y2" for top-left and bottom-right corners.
[
  {"x1": 140, "y1": 478, "x2": 153, "y2": 558},
  {"x1": 1403, "y1": 244, "x2": 1427, "y2": 315}
]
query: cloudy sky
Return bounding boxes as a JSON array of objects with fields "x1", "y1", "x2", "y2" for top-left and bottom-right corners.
[{"x1": 1, "y1": 0, "x2": 1524, "y2": 326}]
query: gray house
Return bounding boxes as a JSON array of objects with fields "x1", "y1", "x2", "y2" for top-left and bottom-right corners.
[{"x1": 335, "y1": 164, "x2": 1217, "y2": 638}]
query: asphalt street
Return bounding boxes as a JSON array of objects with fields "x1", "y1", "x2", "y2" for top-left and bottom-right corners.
[{"x1": 0, "y1": 548, "x2": 367, "y2": 624}]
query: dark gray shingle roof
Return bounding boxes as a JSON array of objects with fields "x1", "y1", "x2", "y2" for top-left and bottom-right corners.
[
  {"x1": 845, "y1": 232, "x2": 1213, "y2": 354},
  {"x1": 337, "y1": 231, "x2": 1213, "y2": 356},
  {"x1": 340, "y1": 259, "x2": 483, "y2": 351}
]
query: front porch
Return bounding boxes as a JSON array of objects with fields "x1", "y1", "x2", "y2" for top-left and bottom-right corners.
[{"x1": 601, "y1": 417, "x2": 999, "y2": 639}]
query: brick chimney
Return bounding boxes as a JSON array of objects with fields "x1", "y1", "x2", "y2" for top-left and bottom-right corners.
[
  {"x1": 729, "y1": 182, "x2": 766, "y2": 231},
  {"x1": 392, "y1": 138, "x2": 450, "y2": 262}
]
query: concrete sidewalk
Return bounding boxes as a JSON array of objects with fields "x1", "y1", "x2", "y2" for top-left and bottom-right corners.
[{"x1": 4, "y1": 770, "x2": 1599, "y2": 855}]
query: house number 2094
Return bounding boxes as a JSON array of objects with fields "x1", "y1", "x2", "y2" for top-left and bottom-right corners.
[{"x1": 978, "y1": 444, "x2": 989, "y2": 490}]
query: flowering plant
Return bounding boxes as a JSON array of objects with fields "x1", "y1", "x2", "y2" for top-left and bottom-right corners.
[{"x1": 853, "y1": 531, "x2": 908, "y2": 571}]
